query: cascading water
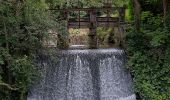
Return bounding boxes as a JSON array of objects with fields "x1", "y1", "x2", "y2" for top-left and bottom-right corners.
[{"x1": 28, "y1": 48, "x2": 136, "y2": 100}]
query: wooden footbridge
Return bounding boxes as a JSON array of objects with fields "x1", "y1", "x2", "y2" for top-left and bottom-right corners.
[{"x1": 51, "y1": 1, "x2": 126, "y2": 48}]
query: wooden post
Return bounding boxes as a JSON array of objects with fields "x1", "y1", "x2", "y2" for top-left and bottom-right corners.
[
  {"x1": 119, "y1": 7, "x2": 125, "y2": 22},
  {"x1": 88, "y1": 9, "x2": 98, "y2": 49}
]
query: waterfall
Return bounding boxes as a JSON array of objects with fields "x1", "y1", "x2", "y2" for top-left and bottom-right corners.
[{"x1": 28, "y1": 48, "x2": 136, "y2": 100}]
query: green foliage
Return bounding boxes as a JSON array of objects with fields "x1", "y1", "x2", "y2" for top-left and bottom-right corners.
[
  {"x1": 57, "y1": 21, "x2": 69, "y2": 49},
  {"x1": 127, "y1": 10, "x2": 170, "y2": 100},
  {"x1": 0, "y1": 0, "x2": 57, "y2": 99},
  {"x1": 10, "y1": 56, "x2": 39, "y2": 93},
  {"x1": 113, "y1": 0, "x2": 128, "y2": 7},
  {"x1": 126, "y1": 0, "x2": 134, "y2": 21},
  {"x1": 128, "y1": 49, "x2": 170, "y2": 100},
  {"x1": 149, "y1": 29, "x2": 168, "y2": 46},
  {"x1": 165, "y1": 11, "x2": 170, "y2": 31},
  {"x1": 46, "y1": 0, "x2": 128, "y2": 9},
  {"x1": 141, "y1": 11, "x2": 152, "y2": 21},
  {"x1": 139, "y1": 0, "x2": 162, "y2": 16},
  {"x1": 97, "y1": 27, "x2": 113, "y2": 44}
]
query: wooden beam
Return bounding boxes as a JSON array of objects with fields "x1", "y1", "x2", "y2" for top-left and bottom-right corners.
[
  {"x1": 49, "y1": 7, "x2": 125, "y2": 12},
  {"x1": 68, "y1": 22, "x2": 127, "y2": 28},
  {"x1": 97, "y1": 17, "x2": 119, "y2": 22}
]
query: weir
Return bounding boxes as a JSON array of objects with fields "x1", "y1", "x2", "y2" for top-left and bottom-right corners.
[{"x1": 27, "y1": 48, "x2": 136, "y2": 100}]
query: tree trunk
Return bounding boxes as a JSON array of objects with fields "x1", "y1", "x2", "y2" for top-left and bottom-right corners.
[
  {"x1": 163, "y1": 0, "x2": 168, "y2": 18},
  {"x1": 163, "y1": 0, "x2": 168, "y2": 26},
  {"x1": 133, "y1": 0, "x2": 141, "y2": 32}
]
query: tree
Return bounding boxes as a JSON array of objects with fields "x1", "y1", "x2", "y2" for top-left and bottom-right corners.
[
  {"x1": 0, "y1": 0, "x2": 56, "y2": 99},
  {"x1": 133, "y1": 0, "x2": 141, "y2": 32},
  {"x1": 163, "y1": 0, "x2": 170, "y2": 27},
  {"x1": 127, "y1": 0, "x2": 170, "y2": 99}
]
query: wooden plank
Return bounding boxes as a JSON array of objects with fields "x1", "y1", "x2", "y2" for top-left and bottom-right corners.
[
  {"x1": 97, "y1": 22, "x2": 118, "y2": 27},
  {"x1": 68, "y1": 22, "x2": 127, "y2": 28},
  {"x1": 68, "y1": 22, "x2": 90, "y2": 28},
  {"x1": 97, "y1": 17, "x2": 119, "y2": 22},
  {"x1": 69, "y1": 17, "x2": 120, "y2": 22},
  {"x1": 69, "y1": 18, "x2": 90, "y2": 22},
  {"x1": 49, "y1": 7, "x2": 125, "y2": 12}
]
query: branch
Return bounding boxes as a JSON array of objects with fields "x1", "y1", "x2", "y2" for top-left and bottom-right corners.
[{"x1": 0, "y1": 82, "x2": 19, "y2": 91}]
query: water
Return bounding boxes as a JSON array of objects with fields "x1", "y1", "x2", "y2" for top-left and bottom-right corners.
[{"x1": 28, "y1": 48, "x2": 136, "y2": 100}]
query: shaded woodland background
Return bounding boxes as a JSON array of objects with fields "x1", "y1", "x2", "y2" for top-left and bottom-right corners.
[{"x1": 0, "y1": 0, "x2": 170, "y2": 100}]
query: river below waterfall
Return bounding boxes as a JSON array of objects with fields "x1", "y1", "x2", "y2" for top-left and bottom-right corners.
[{"x1": 27, "y1": 48, "x2": 136, "y2": 100}]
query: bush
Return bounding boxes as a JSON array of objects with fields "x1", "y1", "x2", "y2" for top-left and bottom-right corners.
[
  {"x1": 0, "y1": 0, "x2": 57, "y2": 99},
  {"x1": 127, "y1": 13, "x2": 170, "y2": 99}
]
